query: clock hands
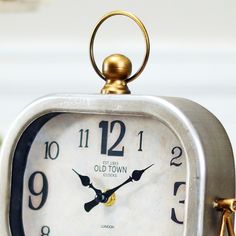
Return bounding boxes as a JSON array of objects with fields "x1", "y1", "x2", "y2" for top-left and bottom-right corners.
[
  {"x1": 84, "y1": 176, "x2": 133, "y2": 212},
  {"x1": 73, "y1": 165, "x2": 154, "y2": 212},
  {"x1": 84, "y1": 164, "x2": 154, "y2": 212},
  {"x1": 72, "y1": 169, "x2": 102, "y2": 196},
  {"x1": 103, "y1": 164, "x2": 154, "y2": 200}
]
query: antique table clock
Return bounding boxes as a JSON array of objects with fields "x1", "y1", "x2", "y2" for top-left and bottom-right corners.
[{"x1": 0, "y1": 11, "x2": 235, "y2": 236}]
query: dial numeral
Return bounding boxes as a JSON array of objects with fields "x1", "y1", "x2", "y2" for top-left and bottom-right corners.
[
  {"x1": 28, "y1": 171, "x2": 48, "y2": 210},
  {"x1": 41, "y1": 226, "x2": 50, "y2": 236},
  {"x1": 99, "y1": 120, "x2": 126, "y2": 156},
  {"x1": 171, "y1": 181, "x2": 186, "y2": 224},
  {"x1": 138, "y1": 131, "x2": 143, "y2": 151},
  {"x1": 45, "y1": 141, "x2": 59, "y2": 160},
  {"x1": 79, "y1": 129, "x2": 89, "y2": 148},
  {"x1": 170, "y1": 146, "x2": 183, "y2": 167}
]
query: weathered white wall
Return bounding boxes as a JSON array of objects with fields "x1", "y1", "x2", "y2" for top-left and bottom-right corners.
[{"x1": 0, "y1": 0, "x2": 236, "y2": 46}]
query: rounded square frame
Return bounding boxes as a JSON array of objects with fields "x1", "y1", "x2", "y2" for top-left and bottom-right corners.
[{"x1": 0, "y1": 94, "x2": 234, "y2": 236}]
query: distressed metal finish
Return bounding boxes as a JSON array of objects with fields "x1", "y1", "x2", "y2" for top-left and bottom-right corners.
[{"x1": 0, "y1": 94, "x2": 234, "y2": 236}]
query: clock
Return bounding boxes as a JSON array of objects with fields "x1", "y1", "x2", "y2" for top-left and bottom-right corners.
[{"x1": 0, "y1": 10, "x2": 235, "y2": 236}]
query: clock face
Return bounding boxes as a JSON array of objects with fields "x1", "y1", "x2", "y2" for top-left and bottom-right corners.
[{"x1": 10, "y1": 113, "x2": 187, "y2": 236}]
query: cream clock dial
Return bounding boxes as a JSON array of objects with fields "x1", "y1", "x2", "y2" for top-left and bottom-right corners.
[{"x1": 18, "y1": 114, "x2": 186, "y2": 236}]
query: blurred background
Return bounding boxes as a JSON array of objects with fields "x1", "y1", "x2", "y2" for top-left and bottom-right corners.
[{"x1": 0, "y1": 0, "x2": 235, "y2": 154}]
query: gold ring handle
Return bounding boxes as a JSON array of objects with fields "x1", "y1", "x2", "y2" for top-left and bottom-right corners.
[{"x1": 90, "y1": 10, "x2": 150, "y2": 83}]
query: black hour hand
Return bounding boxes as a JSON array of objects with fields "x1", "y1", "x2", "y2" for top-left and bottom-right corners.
[
  {"x1": 84, "y1": 198, "x2": 101, "y2": 212},
  {"x1": 72, "y1": 169, "x2": 101, "y2": 195}
]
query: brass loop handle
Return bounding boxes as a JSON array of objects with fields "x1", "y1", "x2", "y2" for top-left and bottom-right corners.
[{"x1": 90, "y1": 10, "x2": 150, "y2": 83}]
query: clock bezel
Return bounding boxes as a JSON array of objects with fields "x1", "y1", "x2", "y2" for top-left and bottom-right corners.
[{"x1": 0, "y1": 94, "x2": 234, "y2": 236}]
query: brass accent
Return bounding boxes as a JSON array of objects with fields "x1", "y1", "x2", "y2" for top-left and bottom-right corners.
[
  {"x1": 89, "y1": 10, "x2": 150, "y2": 94},
  {"x1": 214, "y1": 198, "x2": 236, "y2": 236},
  {"x1": 104, "y1": 192, "x2": 116, "y2": 207},
  {"x1": 101, "y1": 54, "x2": 132, "y2": 94}
]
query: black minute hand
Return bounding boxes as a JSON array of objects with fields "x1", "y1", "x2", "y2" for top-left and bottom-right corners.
[
  {"x1": 72, "y1": 169, "x2": 102, "y2": 195},
  {"x1": 84, "y1": 164, "x2": 154, "y2": 212}
]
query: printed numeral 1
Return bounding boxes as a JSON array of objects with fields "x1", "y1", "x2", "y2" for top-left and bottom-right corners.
[{"x1": 138, "y1": 131, "x2": 143, "y2": 151}]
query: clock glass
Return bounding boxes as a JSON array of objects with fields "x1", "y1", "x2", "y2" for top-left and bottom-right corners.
[{"x1": 10, "y1": 113, "x2": 186, "y2": 236}]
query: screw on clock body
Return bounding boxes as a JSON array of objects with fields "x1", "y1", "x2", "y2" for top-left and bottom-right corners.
[{"x1": 104, "y1": 191, "x2": 116, "y2": 207}]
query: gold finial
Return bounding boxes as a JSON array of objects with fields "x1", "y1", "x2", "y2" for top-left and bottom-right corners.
[
  {"x1": 101, "y1": 54, "x2": 132, "y2": 94},
  {"x1": 89, "y1": 10, "x2": 150, "y2": 94}
]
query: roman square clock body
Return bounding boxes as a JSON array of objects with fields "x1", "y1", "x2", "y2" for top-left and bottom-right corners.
[{"x1": 0, "y1": 11, "x2": 235, "y2": 236}]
